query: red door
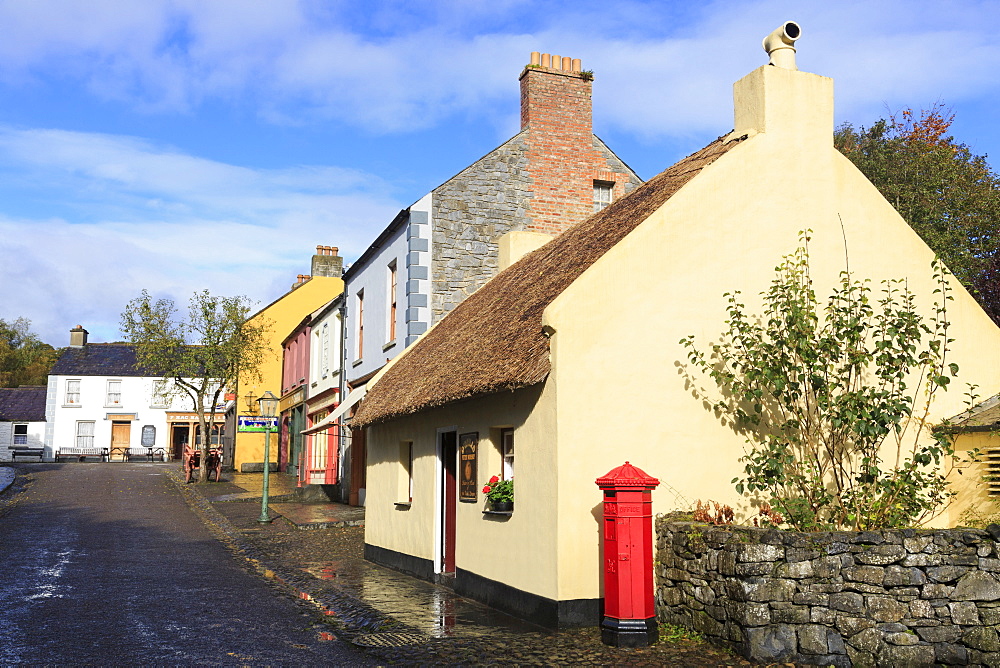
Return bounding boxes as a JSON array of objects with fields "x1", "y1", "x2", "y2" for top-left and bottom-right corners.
[{"x1": 441, "y1": 431, "x2": 457, "y2": 574}]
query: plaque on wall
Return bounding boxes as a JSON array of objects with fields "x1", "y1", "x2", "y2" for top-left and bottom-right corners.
[
  {"x1": 141, "y1": 425, "x2": 156, "y2": 446},
  {"x1": 459, "y1": 432, "x2": 478, "y2": 502}
]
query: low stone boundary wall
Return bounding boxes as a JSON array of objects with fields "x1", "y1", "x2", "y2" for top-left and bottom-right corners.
[{"x1": 656, "y1": 517, "x2": 1000, "y2": 666}]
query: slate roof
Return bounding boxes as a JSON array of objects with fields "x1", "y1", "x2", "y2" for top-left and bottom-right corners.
[
  {"x1": 50, "y1": 344, "x2": 148, "y2": 377},
  {"x1": 939, "y1": 394, "x2": 1000, "y2": 433},
  {"x1": 352, "y1": 135, "x2": 744, "y2": 427},
  {"x1": 0, "y1": 386, "x2": 47, "y2": 422}
]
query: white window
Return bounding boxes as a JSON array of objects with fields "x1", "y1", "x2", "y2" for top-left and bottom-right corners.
[
  {"x1": 65, "y1": 379, "x2": 81, "y2": 405},
  {"x1": 501, "y1": 428, "x2": 514, "y2": 480},
  {"x1": 387, "y1": 261, "x2": 398, "y2": 344},
  {"x1": 151, "y1": 380, "x2": 169, "y2": 408},
  {"x1": 106, "y1": 380, "x2": 122, "y2": 406},
  {"x1": 356, "y1": 290, "x2": 365, "y2": 360},
  {"x1": 593, "y1": 181, "x2": 614, "y2": 212},
  {"x1": 13, "y1": 424, "x2": 27, "y2": 446},
  {"x1": 320, "y1": 324, "x2": 330, "y2": 378},
  {"x1": 398, "y1": 441, "x2": 413, "y2": 503},
  {"x1": 76, "y1": 421, "x2": 95, "y2": 448}
]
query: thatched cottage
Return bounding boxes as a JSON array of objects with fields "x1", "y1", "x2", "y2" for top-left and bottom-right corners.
[{"x1": 351, "y1": 26, "x2": 1000, "y2": 627}]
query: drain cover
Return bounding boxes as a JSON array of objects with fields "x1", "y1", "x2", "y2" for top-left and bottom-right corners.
[{"x1": 352, "y1": 632, "x2": 427, "y2": 647}]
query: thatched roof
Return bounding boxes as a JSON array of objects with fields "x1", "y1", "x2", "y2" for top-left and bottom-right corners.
[{"x1": 352, "y1": 135, "x2": 744, "y2": 427}]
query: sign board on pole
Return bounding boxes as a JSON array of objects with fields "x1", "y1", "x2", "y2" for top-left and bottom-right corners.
[{"x1": 238, "y1": 416, "x2": 278, "y2": 432}]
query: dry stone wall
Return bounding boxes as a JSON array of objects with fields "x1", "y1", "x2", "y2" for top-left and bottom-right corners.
[{"x1": 656, "y1": 517, "x2": 1000, "y2": 667}]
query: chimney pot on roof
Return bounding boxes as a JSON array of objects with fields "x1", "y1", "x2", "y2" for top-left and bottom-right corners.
[
  {"x1": 311, "y1": 245, "x2": 344, "y2": 277},
  {"x1": 763, "y1": 21, "x2": 801, "y2": 70},
  {"x1": 530, "y1": 51, "x2": 540, "y2": 66},
  {"x1": 69, "y1": 325, "x2": 88, "y2": 348},
  {"x1": 520, "y1": 51, "x2": 592, "y2": 132}
]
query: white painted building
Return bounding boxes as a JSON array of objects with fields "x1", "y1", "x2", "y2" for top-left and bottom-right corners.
[
  {"x1": 45, "y1": 327, "x2": 221, "y2": 461},
  {"x1": 0, "y1": 386, "x2": 47, "y2": 461}
]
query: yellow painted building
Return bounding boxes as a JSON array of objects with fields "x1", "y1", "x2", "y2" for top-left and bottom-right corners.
[
  {"x1": 232, "y1": 247, "x2": 343, "y2": 472},
  {"x1": 351, "y1": 35, "x2": 1000, "y2": 627},
  {"x1": 940, "y1": 396, "x2": 1000, "y2": 526}
]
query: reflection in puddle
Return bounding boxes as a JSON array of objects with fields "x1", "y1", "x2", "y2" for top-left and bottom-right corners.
[{"x1": 302, "y1": 560, "x2": 549, "y2": 639}]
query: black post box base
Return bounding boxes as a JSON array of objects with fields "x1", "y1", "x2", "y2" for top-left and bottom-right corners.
[{"x1": 600, "y1": 616, "x2": 658, "y2": 647}]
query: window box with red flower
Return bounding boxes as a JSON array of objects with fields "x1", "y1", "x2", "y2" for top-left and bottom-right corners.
[{"x1": 482, "y1": 474, "x2": 513, "y2": 513}]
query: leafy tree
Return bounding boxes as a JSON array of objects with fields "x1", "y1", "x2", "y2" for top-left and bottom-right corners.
[
  {"x1": 835, "y1": 104, "x2": 1000, "y2": 324},
  {"x1": 121, "y1": 290, "x2": 270, "y2": 483},
  {"x1": 0, "y1": 318, "x2": 58, "y2": 388},
  {"x1": 680, "y1": 234, "x2": 960, "y2": 531}
]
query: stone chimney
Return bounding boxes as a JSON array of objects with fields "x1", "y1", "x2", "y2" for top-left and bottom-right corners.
[
  {"x1": 311, "y1": 245, "x2": 343, "y2": 278},
  {"x1": 69, "y1": 325, "x2": 88, "y2": 348}
]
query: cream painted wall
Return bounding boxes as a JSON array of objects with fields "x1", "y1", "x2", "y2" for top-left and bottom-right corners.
[
  {"x1": 947, "y1": 431, "x2": 1000, "y2": 526},
  {"x1": 365, "y1": 383, "x2": 568, "y2": 602},
  {"x1": 540, "y1": 65, "x2": 1000, "y2": 602},
  {"x1": 233, "y1": 276, "x2": 342, "y2": 469},
  {"x1": 498, "y1": 230, "x2": 555, "y2": 271}
]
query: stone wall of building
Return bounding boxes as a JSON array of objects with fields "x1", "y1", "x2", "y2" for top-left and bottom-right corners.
[
  {"x1": 430, "y1": 133, "x2": 533, "y2": 323},
  {"x1": 656, "y1": 517, "x2": 1000, "y2": 667},
  {"x1": 0, "y1": 422, "x2": 11, "y2": 461}
]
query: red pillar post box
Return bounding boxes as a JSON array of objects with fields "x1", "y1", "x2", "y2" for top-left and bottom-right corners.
[{"x1": 596, "y1": 461, "x2": 660, "y2": 647}]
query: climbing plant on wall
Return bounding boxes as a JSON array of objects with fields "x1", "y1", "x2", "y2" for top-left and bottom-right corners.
[{"x1": 680, "y1": 232, "x2": 962, "y2": 531}]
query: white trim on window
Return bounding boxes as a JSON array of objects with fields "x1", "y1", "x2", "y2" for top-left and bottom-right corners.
[
  {"x1": 65, "y1": 379, "x2": 81, "y2": 406},
  {"x1": 76, "y1": 421, "x2": 95, "y2": 448},
  {"x1": 593, "y1": 180, "x2": 613, "y2": 212},
  {"x1": 106, "y1": 379, "x2": 122, "y2": 407}
]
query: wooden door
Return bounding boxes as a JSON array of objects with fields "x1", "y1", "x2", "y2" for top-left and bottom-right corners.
[
  {"x1": 440, "y1": 430, "x2": 457, "y2": 574},
  {"x1": 111, "y1": 422, "x2": 131, "y2": 460}
]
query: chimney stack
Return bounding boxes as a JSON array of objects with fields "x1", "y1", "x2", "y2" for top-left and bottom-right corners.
[
  {"x1": 69, "y1": 325, "x2": 88, "y2": 348},
  {"x1": 520, "y1": 51, "x2": 591, "y2": 134},
  {"x1": 311, "y1": 245, "x2": 344, "y2": 278},
  {"x1": 292, "y1": 274, "x2": 310, "y2": 290}
]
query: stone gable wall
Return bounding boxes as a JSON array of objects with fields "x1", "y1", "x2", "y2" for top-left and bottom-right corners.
[
  {"x1": 430, "y1": 133, "x2": 533, "y2": 323},
  {"x1": 656, "y1": 518, "x2": 1000, "y2": 667}
]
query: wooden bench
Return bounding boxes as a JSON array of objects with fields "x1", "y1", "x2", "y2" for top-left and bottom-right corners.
[
  {"x1": 10, "y1": 446, "x2": 44, "y2": 461},
  {"x1": 55, "y1": 447, "x2": 109, "y2": 462},
  {"x1": 128, "y1": 447, "x2": 166, "y2": 462}
]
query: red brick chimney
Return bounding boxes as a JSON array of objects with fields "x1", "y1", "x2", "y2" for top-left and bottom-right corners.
[
  {"x1": 519, "y1": 52, "x2": 626, "y2": 236},
  {"x1": 520, "y1": 52, "x2": 589, "y2": 135}
]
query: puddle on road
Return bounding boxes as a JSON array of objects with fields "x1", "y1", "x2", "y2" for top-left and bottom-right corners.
[{"x1": 301, "y1": 561, "x2": 549, "y2": 639}]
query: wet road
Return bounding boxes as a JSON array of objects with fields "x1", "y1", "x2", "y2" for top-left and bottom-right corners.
[{"x1": 0, "y1": 463, "x2": 370, "y2": 665}]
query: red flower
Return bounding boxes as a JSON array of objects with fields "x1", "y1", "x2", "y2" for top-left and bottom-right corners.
[
  {"x1": 489, "y1": 475, "x2": 500, "y2": 484},
  {"x1": 482, "y1": 485, "x2": 491, "y2": 494}
]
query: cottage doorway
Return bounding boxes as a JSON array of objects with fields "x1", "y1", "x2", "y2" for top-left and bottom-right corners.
[
  {"x1": 110, "y1": 422, "x2": 131, "y2": 461},
  {"x1": 440, "y1": 430, "x2": 458, "y2": 575}
]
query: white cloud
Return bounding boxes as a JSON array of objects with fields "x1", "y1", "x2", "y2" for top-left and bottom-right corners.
[
  {"x1": 0, "y1": 0, "x2": 998, "y2": 136},
  {"x1": 0, "y1": 127, "x2": 402, "y2": 345},
  {"x1": 1, "y1": 0, "x2": 1000, "y2": 347}
]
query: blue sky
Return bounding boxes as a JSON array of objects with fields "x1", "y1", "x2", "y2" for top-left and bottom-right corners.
[{"x1": 1, "y1": 0, "x2": 999, "y2": 346}]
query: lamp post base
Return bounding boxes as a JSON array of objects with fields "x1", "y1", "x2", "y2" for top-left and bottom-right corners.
[{"x1": 257, "y1": 516, "x2": 274, "y2": 524}]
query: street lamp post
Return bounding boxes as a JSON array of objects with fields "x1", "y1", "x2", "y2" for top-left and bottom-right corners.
[{"x1": 256, "y1": 391, "x2": 279, "y2": 524}]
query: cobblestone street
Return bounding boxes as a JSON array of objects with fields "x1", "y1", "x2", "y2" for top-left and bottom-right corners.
[{"x1": 179, "y1": 469, "x2": 752, "y2": 666}]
